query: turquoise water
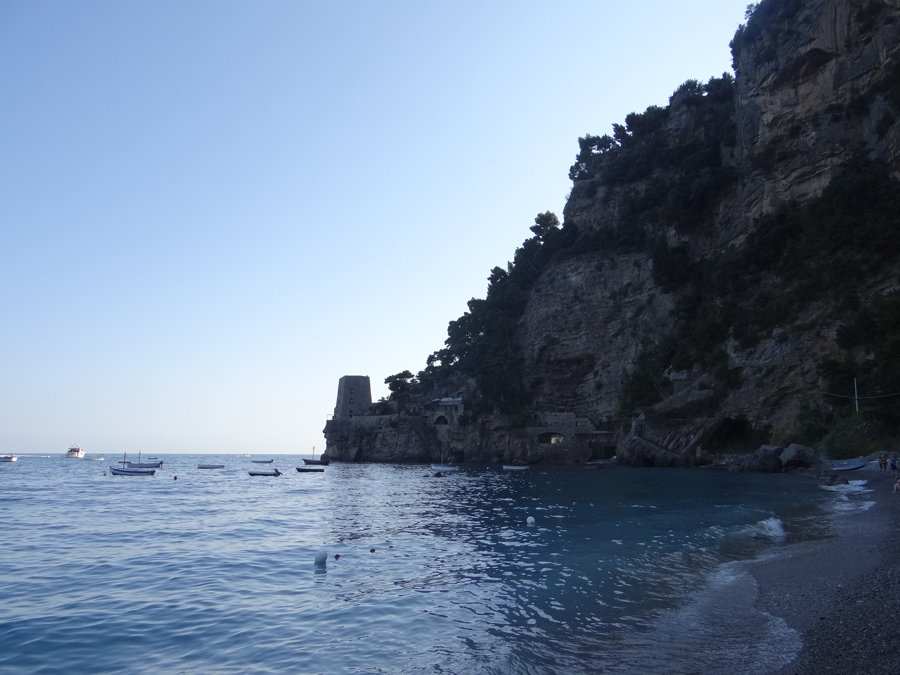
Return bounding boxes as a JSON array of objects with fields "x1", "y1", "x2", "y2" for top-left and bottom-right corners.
[{"x1": 0, "y1": 456, "x2": 867, "y2": 674}]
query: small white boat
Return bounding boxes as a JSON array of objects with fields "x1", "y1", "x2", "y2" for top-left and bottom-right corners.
[
  {"x1": 502, "y1": 465, "x2": 529, "y2": 470},
  {"x1": 84, "y1": 457, "x2": 105, "y2": 461},
  {"x1": 249, "y1": 468, "x2": 282, "y2": 477},
  {"x1": 0, "y1": 454, "x2": 17, "y2": 462},
  {"x1": 431, "y1": 450, "x2": 459, "y2": 472},
  {"x1": 198, "y1": 464, "x2": 225, "y2": 469},
  {"x1": 66, "y1": 444, "x2": 85, "y2": 458},
  {"x1": 110, "y1": 466, "x2": 156, "y2": 476}
]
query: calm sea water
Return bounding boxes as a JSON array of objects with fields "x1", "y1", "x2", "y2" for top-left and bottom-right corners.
[{"x1": 0, "y1": 455, "x2": 872, "y2": 674}]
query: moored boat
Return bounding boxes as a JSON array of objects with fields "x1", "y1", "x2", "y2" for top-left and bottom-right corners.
[
  {"x1": 66, "y1": 445, "x2": 85, "y2": 458},
  {"x1": 249, "y1": 468, "x2": 282, "y2": 476},
  {"x1": 431, "y1": 450, "x2": 458, "y2": 472},
  {"x1": 303, "y1": 446, "x2": 329, "y2": 465},
  {"x1": 198, "y1": 464, "x2": 225, "y2": 469},
  {"x1": 296, "y1": 466, "x2": 325, "y2": 473},
  {"x1": 251, "y1": 459, "x2": 274, "y2": 464},
  {"x1": 118, "y1": 450, "x2": 162, "y2": 468},
  {"x1": 0, "y1": 454, "x2": 17, "y2": 462},
  {"x1": 110, "y1": 466, "x2": 156, "y2": 476}
]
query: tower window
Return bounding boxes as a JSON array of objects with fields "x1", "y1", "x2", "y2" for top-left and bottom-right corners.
[{"x1": 350, "y1": 398, "x2": 354, "y2": 404}]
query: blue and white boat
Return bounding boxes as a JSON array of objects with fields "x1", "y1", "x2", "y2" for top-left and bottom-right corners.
[{"x1": 831, "y1": 460, "x2": 867, "y2": 471}]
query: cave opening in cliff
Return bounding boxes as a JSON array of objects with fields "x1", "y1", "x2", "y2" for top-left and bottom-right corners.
[
  {"x1": 702, "y1": 418, "x2": 767, "y2": 453},
  {"x1": 538, "y1": 432, "x2": 566, "y2": 444},
  {"x1": 434, "y1": 416, "x2": 449, "y2": 425}
]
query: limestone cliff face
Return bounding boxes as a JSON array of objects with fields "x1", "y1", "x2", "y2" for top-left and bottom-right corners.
[{"x1": 326, "y1": 0, "x2": 900, "y2": 466}]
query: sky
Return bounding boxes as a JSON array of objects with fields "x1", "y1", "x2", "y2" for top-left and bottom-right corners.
[{"x1": 1, "y1": 1, "x2": 750, "y2": 455}]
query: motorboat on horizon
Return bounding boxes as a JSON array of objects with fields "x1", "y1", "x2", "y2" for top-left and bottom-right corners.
[
  {"x1": 0, "y1": 454, "x2": 17, "y2": 462},
  {"x1": 66, "y1": 445, "x2": 85, "y2": 458}
]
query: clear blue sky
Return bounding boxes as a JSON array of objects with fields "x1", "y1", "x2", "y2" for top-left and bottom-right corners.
[{"x1": 1, "y1": 1, "x2": 749, "y2": 455}]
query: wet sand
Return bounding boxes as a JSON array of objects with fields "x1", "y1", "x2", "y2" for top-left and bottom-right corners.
[{"x1": 753, "y1": 472, "x2": 900, "y2": 674}]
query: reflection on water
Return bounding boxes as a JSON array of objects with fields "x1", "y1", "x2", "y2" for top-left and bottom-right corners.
[{"x1": 0, "y1": 457, "x2": 850, "y2": 674}]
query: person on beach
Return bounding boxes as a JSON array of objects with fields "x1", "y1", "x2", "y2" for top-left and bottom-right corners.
[
  {"x1": 894, "y1": 477, "x2": 900, "y2": 493},
  {"x1": 879, "y1": 455, "x2": 888, "y2": 472}
]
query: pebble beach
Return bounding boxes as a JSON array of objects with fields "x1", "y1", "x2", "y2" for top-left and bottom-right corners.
[{"x1": 757, "y1": 472, "x2": 900, "y2": 674}]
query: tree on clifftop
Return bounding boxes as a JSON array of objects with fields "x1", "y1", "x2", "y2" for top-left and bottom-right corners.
[{"x1": 385, "y1": 370, "x2": 417, "y2": 409}]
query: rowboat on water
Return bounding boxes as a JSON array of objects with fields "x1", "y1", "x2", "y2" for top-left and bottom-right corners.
[
  {"x1": 303, "y1": 445, "x2": 329, "y2": 465},
  {"x1": 249, "y1": 468, "x2": 282, "y2": 477},
  {"x1": 118, "y1": 450, "x2": 162, "y2": 468},
  {"x1": 251, "y1": 459, "x2": 274, "y2": 464},
  {"x1": 198, "y1": 464, "x2": 225, "y2": 469},
  {"x1": 431, "y1": 449, "x2": 459, "y2": 472},
  {"x1": 296, "y1": 467, "x2": 325, "y2": 473},
  {"x1": 110, "y1": 466, "x2": 156, "y2": 476}
]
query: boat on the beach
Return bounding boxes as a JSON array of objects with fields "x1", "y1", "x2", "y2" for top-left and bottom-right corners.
[
  {"x1": 198, "y1": 464, "x2": 225, "y2": 469},
  {"x1": 110, "y1": 466, "x2": 156, "y2": 476},
  {"x1": 249, "y1": 468, "x2": 282, "y2": 476},
  {"x1": 66, "y1": 444, "x2": 85, "y2": 458},
  {"x1": 831, "y1": 460, "x2": 867, "y2": 471},
  {"x1": 251, "y1": 459, "x2": 274, "y2": 464},
  {"x1": 0, "y1": 454, "x2": 17, "y2": 462},
  {"x1": 503, "y1": 465, "x2": 529, "y2": 470},
  {"x1": 296, "y1": 466, "x2": 325, "y2": 473}
]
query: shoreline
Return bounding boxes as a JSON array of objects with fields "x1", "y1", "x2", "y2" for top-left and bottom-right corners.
[{"x1": 752, "y1": 471, "x2": 900, "y2": 674}]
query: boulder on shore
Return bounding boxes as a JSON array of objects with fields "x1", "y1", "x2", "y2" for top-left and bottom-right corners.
[
  {"x1": 742, "y1": 445, "x2": 784, "y2": 473},
  {"x1": 780, "y1": 443, "x2": 818, "y2": 469}
]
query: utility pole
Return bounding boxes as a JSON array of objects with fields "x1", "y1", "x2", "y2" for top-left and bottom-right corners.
[{"x1": 854, "y1": 378, "x2": 860, "y2": 413}]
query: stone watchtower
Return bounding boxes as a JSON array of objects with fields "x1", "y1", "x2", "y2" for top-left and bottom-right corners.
[{"x1": 333, "y1": 375, "x2": 372, "y2": 419}]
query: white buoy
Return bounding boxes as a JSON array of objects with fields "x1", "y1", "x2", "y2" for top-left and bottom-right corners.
[
  {"x1": 314, "y1": 548, "x2": 328, "y2": 565},
  {"x1": 526, "y1": 516, "x2": 535, "y2": 526}
]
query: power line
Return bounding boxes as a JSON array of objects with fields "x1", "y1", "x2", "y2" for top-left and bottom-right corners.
[{"x1": 823, "y1": 391, "x2": 900, "y2": 399}]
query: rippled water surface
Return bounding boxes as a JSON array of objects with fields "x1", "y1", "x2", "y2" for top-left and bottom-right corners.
[{"x1": 0, "y1": 456, "x2": 857, "y2": 674}]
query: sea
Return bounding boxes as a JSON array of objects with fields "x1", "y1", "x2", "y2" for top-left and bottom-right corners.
[{"x1": 0, "y1": 455, "x2": 875, "y2": 675}]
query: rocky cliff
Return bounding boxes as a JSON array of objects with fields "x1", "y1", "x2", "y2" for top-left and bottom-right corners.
[{"x1": 326, "y1": 0, "x2": 900, "y2": 466}]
